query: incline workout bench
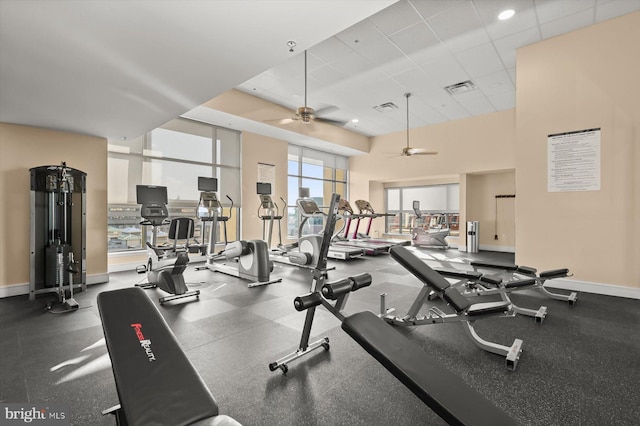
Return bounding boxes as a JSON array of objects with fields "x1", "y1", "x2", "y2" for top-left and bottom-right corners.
[
  {"x1": 382, "y1": 246, "x2": 524, "y2": 370},
  {"x1": 98, "y1": 287, "x2": 241, "y2": 426},
  {"x1": 470, "y1": 260, "x2": 577, "y2": 305}
]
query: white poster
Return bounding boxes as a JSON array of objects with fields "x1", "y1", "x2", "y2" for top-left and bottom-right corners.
[
  {"x1": 547, "y1": 128, "x2": 601, "y2": 192},
  {"x1": 258, "y1": 162, "x2": 275, "y2": 191}
]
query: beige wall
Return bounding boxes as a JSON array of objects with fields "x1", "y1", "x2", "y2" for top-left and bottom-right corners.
[
  {"x1": 466, "y1": 171, "x2": 516, "y2": 250},
  {"x1": 241, "y1": 131, "x2": 290, "y2": 247},
  {"x1": 350, "y1": 109, "x2": 516, "y2": 239},
  {"x1": 515, "y1": 11, "x2": 640, "y2": 288},
  {"x1": 0, "y1": 123, "x2": 108, "y2": 289}
]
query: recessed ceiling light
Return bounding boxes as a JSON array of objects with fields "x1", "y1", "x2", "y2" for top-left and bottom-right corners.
[
  {"x1": 498, "y1": 9, "x2": 515, "y2": 20},
  {"x1": 351, "y1": 118, "x2": 359, "y2": 123}
]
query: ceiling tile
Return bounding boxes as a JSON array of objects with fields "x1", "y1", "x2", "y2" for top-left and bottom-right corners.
[
  {"x1": 440, "y1": 27, "x2": 491, "y2": 53},
  {"x1": 419, "y1": 55, "x2": 470, "y2": 87},
  {"x1": 367, "y1": 0, "x2": 423, "y2": 36},
  {"x1": 493, "y1": 27, "x2": 541, "y2": 68},
  {"x1": 335, "y1": 18, "x2": 384, "y2": 48},
  {"x1": 354, "y1": 35, "x2": 406, "y2": 63},
  {"x1": 309, "y1": 37, "x2": 354, "y2": 64},
  {"x1": 474, "y1": 0, "x2": 538, "y2": 39},
  {"x1": 595, "y1": 0, "x2": 640, "y2": 22},
  {"x1": 535, "y1": 0, "x2": 596, "y2": 24},
  {"x1": 389, "y1": 21, "x2": 440, "y2": 54},
  {"x1": 407, "y1": 41, "x2": 452, "y2": 69},
  {"x1": 460, "y1": 95, "x2": 496, "y2": 115},
  {"x1": 474, "y1": 70, "x2": 514, "y2": 96},
  {"x1": 540, "y1": 8, "x2": 596, "y2": 39},
  {"x1": 329, "y1": 50, "x2": 375, "y2": 75},
  {"x1": 455, "y1": 43, "x2": 505, "y2": 78},
  {"x1": 409, "y1": 0, "x2": 466, "y2": 20},
  {"x1": 427, "y1": 1, "x2": 485, "y2": 42},
  {"x1": 487, "y1": 90, "x2": 516, "y2": 110},
  {"x1": 377, "y1": 55, "x2": 420, "y2": 76}
]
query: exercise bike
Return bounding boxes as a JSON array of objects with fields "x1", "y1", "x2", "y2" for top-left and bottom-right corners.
[{"x1": 136, "y1": 185, "x2": 200, "y2": 304}]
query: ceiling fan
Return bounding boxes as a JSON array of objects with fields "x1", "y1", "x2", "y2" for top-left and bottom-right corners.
[
  {"x1": 269, "y1": 50, "x2": 347, "y2": 127},
  {"x1": 400, "y1": 92, "x2": 438, "y2": 157}
]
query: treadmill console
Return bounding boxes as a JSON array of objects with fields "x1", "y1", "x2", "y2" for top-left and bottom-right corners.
[{"x1": 298, "y1": 199, "x2": 321, "y2": 215}]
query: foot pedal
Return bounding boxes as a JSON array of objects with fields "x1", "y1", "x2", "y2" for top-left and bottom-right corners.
[
  {"x1": 505, "y1": 339, "x2": 523, "y2": 370},
  {"x1": 535, "y1": 306, "x2": 548, "y2": 323},
  {"x1": 568, "y1": 292, "x2": 578, "y2": 306},
  {"x1": 136, "y1": 264, "x2": 147, "y2": 274}
]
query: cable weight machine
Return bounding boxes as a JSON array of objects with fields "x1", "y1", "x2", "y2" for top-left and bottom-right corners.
[{"x1": 29, "y1": 162, "x2": 86, "y2": 312}]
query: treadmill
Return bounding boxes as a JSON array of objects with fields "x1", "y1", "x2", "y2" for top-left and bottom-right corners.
[
  {"x1": 332, "y1": 199, "x2": 410, "y2": 255},
  {"x1": 297, "y1": 191, "x2": 363, "y2": 261}
]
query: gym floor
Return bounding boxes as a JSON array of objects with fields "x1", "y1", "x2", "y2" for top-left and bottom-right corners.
[{"x1": 1, "y1": 247, "x2": 639, "y2": 426}]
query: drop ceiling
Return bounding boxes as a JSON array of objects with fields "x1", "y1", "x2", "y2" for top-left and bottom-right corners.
[
  {"x1": 237, "y1": 0, "x2": 640, "y2": 137},
  {"x1": 1, "y1": 0, "x2": 638, "y2": 152}
]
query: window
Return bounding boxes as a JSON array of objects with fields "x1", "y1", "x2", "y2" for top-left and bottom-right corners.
[
  {"x1": 107, "y1": 118, "x2": 241, "y2": 253},
  {"x1": 287, "y1": 145, "x2": 348, "y2": 238},
  {"x1": 384, "y1": 184, "x2": 460, "y2": 236}
]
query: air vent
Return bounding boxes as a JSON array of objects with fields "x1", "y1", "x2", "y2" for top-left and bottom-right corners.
[
  {"x1": 373, "y1": 102, "x2": 399, "y2": 112},
  {"x1": 444, "y1": 80, "x2": 477, "y2": 95}
]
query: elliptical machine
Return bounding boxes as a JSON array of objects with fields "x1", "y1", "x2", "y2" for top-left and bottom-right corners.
[
  {"x1": 257, "y1": 183, "x2": 330, "y2": 271},
  {"x1": 136, "y1": 185, "x2": 199, "y2": 304},
  {"x1": 199, "y1": 177, "x2": 281, "y2": 288},
  {"x1": 411, "y1": 200, "x2": 450, "y2": 248}
]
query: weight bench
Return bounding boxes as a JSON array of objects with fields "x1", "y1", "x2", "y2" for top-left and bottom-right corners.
[
  {"x1": 435, "y1": 267, "x2": 548, "y2": 323},
  {"x1": 273, "y1": 273, "x2": 519, "y2": 425},
  {"x1": 97, "y1": 287, "x2": 241, "y2": 426},
  {"x1": 343, "y1": 311, "x2": 519, "y2": 426},
  {"x1": 471, "y1": 261, "x2": 577, "y2": 305},
  {"x1": 383, "y1": 246, "x2": 523, "y2": 370}
]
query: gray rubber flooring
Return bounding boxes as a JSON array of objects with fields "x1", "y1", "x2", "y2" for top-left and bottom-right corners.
[{"x1": 1, "y1": 247, "x2": 639, "y2": 425}]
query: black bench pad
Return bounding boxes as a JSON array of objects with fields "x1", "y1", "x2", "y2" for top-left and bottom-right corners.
[
  {"x1": 390, "y1": 246, "x2": 451, "y2": 292},
  {"x1": 540, "y1": 268, "x2": 570, "y2": 279},
  {"x1": 342, "y1": 311, "x2": 519, "y2": 426},
  {"x1": 504, "y1": 278, "x2": 538, "y2": 289},
  {"x1": 479, "y1": 274, "x2": 503, "y2": 285},
  {"x1": 98, "y1": 287, "x2": 225, "y2": 426},
  {"x1": 435, "y1": 268, "x2": 483, "y2": 280},
  {"x1": 470, "y1": 260, "x2": 518, "y2": 271}
]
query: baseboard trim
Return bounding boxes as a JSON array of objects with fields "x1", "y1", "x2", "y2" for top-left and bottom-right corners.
[
  {"x1": 479, "y1": 244, "x2": 515, "y2": 253},
  {"x1": 0, "y1": 273, "x2": 109, "y2": 299},
  {"x1": 546, "y1": 278, "x2": 640, "y2": 300},
  {"x1": 108, "y1": 254, "x2": 207, "y2": 273}
]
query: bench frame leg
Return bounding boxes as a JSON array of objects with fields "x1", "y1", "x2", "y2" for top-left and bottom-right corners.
[{"x1": 462, "y1": 321, "x2": 523, "y2": 370}]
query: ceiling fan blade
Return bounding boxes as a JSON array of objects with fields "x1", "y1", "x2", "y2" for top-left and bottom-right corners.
[
  {"x1": 264, "y1": 117, "x2": 296, "y2": 125},
  {"x1": 409, "y1": 148, "x2": 438, "y2": 156},
  {"x1": 315, "y1": 116, "x2": 348, "y2": 126},
  {"x1": 313, "y1": 106, "x2": 339, "y2": 116}
]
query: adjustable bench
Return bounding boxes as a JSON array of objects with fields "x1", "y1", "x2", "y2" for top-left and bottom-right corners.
[
  {"x1": 435, "y1": 267, "x2": 548, "y2": 323},
  {"x1": 383, "y1": 246, "x2": 523, "y2": 369},
  {"x1": 342, "y1": 310, "x2": 519, "y2": 426},
  {"x1": 97, "y1": 287, "x2": 241, "y2": 426},
  {"x1": 471, "y1": 260, "x2": 577, "y2": 305}
]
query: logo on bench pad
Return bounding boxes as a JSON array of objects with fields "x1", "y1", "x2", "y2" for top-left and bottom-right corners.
[{"x1": 130, "y1": 323, "x2": 156, "y2": 362}]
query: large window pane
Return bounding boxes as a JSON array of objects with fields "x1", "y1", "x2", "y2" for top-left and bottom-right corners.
[
  {"x1": 387, "y1": 188, "x2": 400, "y2": 210},
  {"x1": 384, "y1": 184, "x2": 459, "y2": 235},
  {"x1": 147, "y1": 128, "x2": 212, "y2": 162},
  {"x1": 301, "y1": 161, "x2": 323, "y2": 179},
  {"x1": 108, "y1": 119, "x2": 241, "y2": 253}
]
